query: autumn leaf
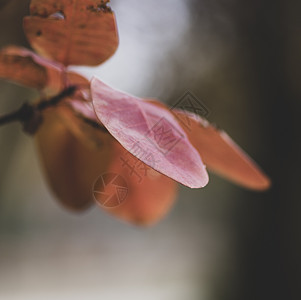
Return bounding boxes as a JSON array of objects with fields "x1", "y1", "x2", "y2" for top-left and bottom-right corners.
[
  {"x1": 0, "y1": 46, "x2": 63, "y2": 93},
  {"x1": 0, "y1": 0, "x2": 271, "y2": 225},
  {"x1": 36, "y1": 107, "x2": 114, "y2": 210},
  {"x1": 91, "y1": 77, "x2": 209, "y2": 189},
  {"x1": 61, "y1": 98, "x2": 110, "y2": 150},
  {"x1": 0, "y1": 47, "x2": 94, "y2": 96},
  {"x1": 173, "y1": 110, "x2": 271, "y2": 190},
  {"x1": 23, "y1": 0, "x2": 119, "y2": 66},
  {"x1": 95, "y1": 141, "x2": 178, "y2": 225},
  {"x1": 66, "y1": 71, "x2": 91, "y2": 100}
]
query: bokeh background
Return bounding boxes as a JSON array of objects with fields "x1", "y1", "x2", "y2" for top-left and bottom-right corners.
[{"x1": 0, "y1": 0, "x2": 300, "y2": 299}]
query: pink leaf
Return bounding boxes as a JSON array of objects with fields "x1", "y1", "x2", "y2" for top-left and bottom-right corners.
[
  {"x1": 173, "y1": 110, "x2": 271, "y2": 191},
  {"x1": 69, "y1": 99, "x2": 97, "y2": 121},
  {"x1": 91, "y1": 77, "x2": 209, "y2": 188}
]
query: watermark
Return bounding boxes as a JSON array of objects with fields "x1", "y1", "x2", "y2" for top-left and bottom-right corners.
[
  {"x1": 171, "y1": 90, "x2": 209, "y2": 117},
  {"x1": 93, "y1": 173, "x2": 128, "y2": 208},
  {"x1": 145, "y1": 117, "x2": 184, "y2": 155},
  {"x1": 171, "y1": 90, "x2": 210, "y2": 130},
  {"x1": 120, "y1": 142, "x2": 159, "y2": 183},
  {"x1": 118, "y1": 91, "x2": 210, "y2": 183}
]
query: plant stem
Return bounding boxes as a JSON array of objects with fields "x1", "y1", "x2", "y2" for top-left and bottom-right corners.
[
  {"x1": 0, "y1": 86, "x2": 76, "y2": 127},
  {"x1": 0, "y1": 107, "x2": 22, "y2": 126}
]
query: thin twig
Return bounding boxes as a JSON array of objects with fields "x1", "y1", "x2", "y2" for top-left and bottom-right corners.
[
  {"x1": 0, "y1": 86, "x2": 76, "y2": 128},
  {"x1": 0, "y1": 105, "x2": 24, "y2": 126},
  {"x1": 37, "y1": 86, "x2": 77, "y2": 110}
]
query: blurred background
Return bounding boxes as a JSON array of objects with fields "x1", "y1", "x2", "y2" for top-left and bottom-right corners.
[{"x1": 0, "y1": 0, "x2": 300, "y2": 299}]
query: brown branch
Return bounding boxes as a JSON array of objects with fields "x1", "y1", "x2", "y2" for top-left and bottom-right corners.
[
  {"x1": 0, "y1": 104, "x2": 27, "y2": 126},
  {"x1": 0, "y1": 86, "x2": 76, "y2": 133},
  {"x1": 36, "y1": 86, "x2": 77, "y2": 110}
]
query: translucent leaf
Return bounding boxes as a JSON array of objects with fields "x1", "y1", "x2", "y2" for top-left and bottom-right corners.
[
  {"x1": 23, "y1": 0, "x2": 119, "y2": 66},
  {"x1": 38, "y1": 103, "x2": 176, "y2": 223},
  {"x1": 0, "y1": 46, "x2": 63, "y2": 92},
  {"x1": 91, "y1": 77, "x2": 209, "y2": 189},
  {"x1": 94, "y1": 141, "x2": 178, "y2": 225},
  {"x1": 173, "y1": 110, "x2": 271, "y2": 190},
  {"x1": 36, "y1": 107, "x2": 113, "y2": 210}
]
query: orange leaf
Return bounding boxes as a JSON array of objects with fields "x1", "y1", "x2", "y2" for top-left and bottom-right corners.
[
  {"x1": 59, "y1": 100, "x2": 107, "y2": 149},
  {"x1": 23, "y1": 0, "x2": 119, "y2": 66},
  {"x1": 174, "y1": 110, "x2": 271, "y2": 191},
  {"x1": 0, "y1": 46, "x2": 63, "y2": 93},
  {"x1": 66, "y1": 72, "x2": 90, "y2": 93},
  {"x1": 94, "y1": 142, "x2": 178, "y2": 226},
  {"x1": 36, "y1": 107, "x2": 114, "y2": 211},
  {"x1": 65, "y1": 71, "x2": 91, "y2": 105}
]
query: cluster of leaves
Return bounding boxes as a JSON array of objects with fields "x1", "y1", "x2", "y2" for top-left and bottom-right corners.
[{"x1": 0, "y1": 0, "x2": 270, "y2": 225}]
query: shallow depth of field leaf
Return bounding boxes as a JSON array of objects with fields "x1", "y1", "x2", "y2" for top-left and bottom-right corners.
[
  {"x1": 91, "y1": 77, "x2": 209, "y2": 189},
  {"x1": 23, "y1": 0, "x2": 119, "y2": 66},
  {"x1": 36, "y1": 107, "x2": 114, "y2": 210},
  {"x1": 0, "y1": 0, "x2": 272, "y2": 227},
  {"x1": 95, "y1": 142, "x2": 178, "y2": 225},
  {"x1": 174, "y1": 110, "x2": 271, "y2": 190},
  {"x1": 0, "y1": 46, "x2": 63, "y2": 92},
  {"x1": 66, "y1": 71, "x2": 91, "y2": 100},
  {"x1": 61, "y1": 100, "x2": 107, "y2": 149}
]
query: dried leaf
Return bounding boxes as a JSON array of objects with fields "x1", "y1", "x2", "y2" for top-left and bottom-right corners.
[
  {"x1": 0, "y1": 46, "x2": 63, "y2": 92},
  {"x1": 23, "y1": 0, "x2": 119, "y2": 66},
  {"x1": 91, "y1": 77, "x2": 209, "y2": 188},
  {"x1": 94, "y1": 141, "x2": 178, "y2": 225},
  {"x1": 174, "y1": 110, "x2": 271, "y2": 190},
  {"x1": 36, "y1": 107, "x2": 113, "y2": 210}
]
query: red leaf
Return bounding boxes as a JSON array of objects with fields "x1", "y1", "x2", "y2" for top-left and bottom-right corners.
[
  {"x1": 94, "y1": 141, "x2": 178, "y2": 225},
  {"x1": 173, "y1": 110, "x2": 271, "y2": 190},
  {"x1": 23, "y1": 0, "x2": 119, "y2": 66},
  {"x1": 0, "y1": 46, "x2": 63, "y2": 93},
  {"x1": 66, "y1": 71, "x2": 91, "y2": 99},
  {"x1": 36, "y1": 107, "x2": 114, "y2": 210},
  {"x1": 62, "y1": 99, "x2": 109, "y2": 149},
  {"x1": 91, "y1": 77, "x2": 209, "y2": 188}
]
